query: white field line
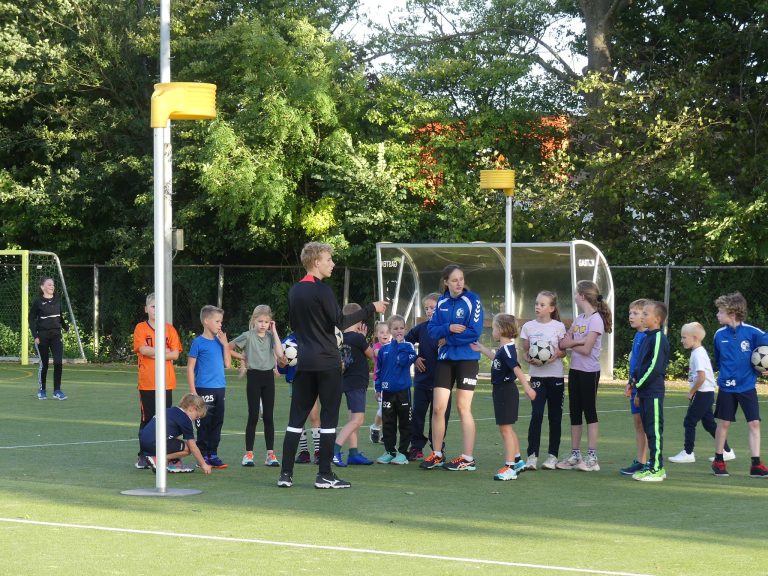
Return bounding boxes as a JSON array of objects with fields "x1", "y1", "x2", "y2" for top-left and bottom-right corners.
[
  {"x1": 0, "y1": 517, "x2": 655, "y2": 576},
  {"x1": 2, "y1": 401, "x2": 764, "y2": 451}
]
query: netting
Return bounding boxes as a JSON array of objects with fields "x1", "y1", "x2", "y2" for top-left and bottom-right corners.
[{"x1": 0, "y1": 251, "x2": 86, "y2": 362}]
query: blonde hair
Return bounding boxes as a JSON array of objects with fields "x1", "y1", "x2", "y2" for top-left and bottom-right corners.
[
  {"x1": 200, "y1": 305, "x2": 224, "y2": 323},
  {"x1": 145, "y1": 293, "x2": 156, "y2": 306},
  {"x1": 387, "y1": 314, "x2": 405, "y2": 329},
  {"x1": 342, "y1": 302, "x2": 362, "y2": 315},
  {"x1": 629, "y1": 298, "x2": 649, "y2": 310},
  {"x1": 423, "y1": 292, "x2": 440, "y2": 306},
  {"x1": 714, "y1": 292, "x2": 747, "y2": 322},
  {"x1": 301, "y1": 242, "x2": 333, "y2": 271},
  {"x1": 681, "y1": 322, "x2": 706, "y2": 341},
  {"x1": 249, "y1": 304, "x2": 273, "y2": 330},
  {"x1": 537, "y1": 290, "x2": 561, "y2": 322},
  {"x1": 576, "y1": 280, "x2": 613, "y2": 333},
  {"x1": 493, "y1": 313, "x2": 519, "y2": 339},
  {"x1": 179, "y1": 393, "x2": 208, "y2": 417},
  {"x1": 373, "y1": 320, "x2": 389, "y2": 342}
]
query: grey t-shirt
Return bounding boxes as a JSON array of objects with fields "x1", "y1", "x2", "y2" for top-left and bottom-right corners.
[{"x1": 233, "y1": 330, "x2": 275, "y2": 370}]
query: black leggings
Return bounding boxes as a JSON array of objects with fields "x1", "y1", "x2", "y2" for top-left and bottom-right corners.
[
  {"x1": 281, "y1": 367, "x2": 343, "y2": 475},
  {"x1": 35, "y1": 330, "x2": 63, "y2": 391},
  {"x1": 245, "y1": 369, "x2": 276, "y2": 452},
  {"x1": 567, "y1": 369, "x2": 600, "y2": 425}
]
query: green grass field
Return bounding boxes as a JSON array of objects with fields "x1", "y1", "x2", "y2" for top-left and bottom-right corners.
[{"x1": 0, "y1": 364, "x2": 765, "y2": 576}]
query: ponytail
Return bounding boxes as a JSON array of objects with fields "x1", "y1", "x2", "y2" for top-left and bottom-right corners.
[{"x1": 576, "y1": 280, "x2": 612, "y2": 333}]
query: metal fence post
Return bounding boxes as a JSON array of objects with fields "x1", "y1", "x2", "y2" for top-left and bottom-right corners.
[
  {"x1": 217, "y1": 264, "x2": 224, "y2": 309},
  {"x1": 93, "y1": 264, "x2": 99, "y2": 356},
  {"x1": 343, "y1": 266, "x2": 350, "y2": 306},
  {"x1": 663, "y1": 264, "x2": 671, "y2": 334}
]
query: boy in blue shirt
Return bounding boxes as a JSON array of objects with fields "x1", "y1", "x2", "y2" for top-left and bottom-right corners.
[
  {"x1": 711, "y1": 292, "x2": 768, "y2": 478},
  {"x1": 375, "y1": 315, "x2": 417, "y2": 465},
  {"x1": 620, "y1": 298, "x2": 648, "y2": 475},
  {"x1": 140, "y1": 393, "x2": 212, "y2": 474},
  {"x1": 187, "y1": 305, "x2": 231, "y2": 469},
  {"x1": 405, "y1": 293, "x2": 452, "y2": 461},
  {"x1": 630, "y1": 301, "x2": 671, "y2": 482}
]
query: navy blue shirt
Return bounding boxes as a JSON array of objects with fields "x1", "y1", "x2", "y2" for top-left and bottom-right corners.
[
  {"x1": 342, "y1": 331, "x2": 370, "y2": 391},
  {"x1": 139, "y1": 406, "x2": 196, "y2": 451},
  {"x1": 405, "y1": 321, "x2": 439, "y2": 388},
  {"x1": 491, "y1": 343, "x2": 521, "y2": 386},
  {"x1": 634, "y1": 329, "x2": 670, "y2": 398}
]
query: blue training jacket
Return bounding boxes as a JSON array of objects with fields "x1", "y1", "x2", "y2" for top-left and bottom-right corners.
[
  {"x1": 374, "y1": 340, "x2": 417, "y2": 393},
  {"x1": 633, "y1": 329, "x2": 670, "y2": 398},
  {"x1": 713, "y1": 323, "x2": 768, "y2": 393},
  {"x1": 428, "y1": 288, "x2": 483, "y2": 362},
  {"x1": 405, "y1": 321, "x2": 439, "y2": 388}
]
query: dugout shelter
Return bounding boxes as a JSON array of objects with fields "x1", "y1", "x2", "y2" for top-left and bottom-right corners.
[{"x1": 376, "y1": 241, "x2": 614, "y2": 378}]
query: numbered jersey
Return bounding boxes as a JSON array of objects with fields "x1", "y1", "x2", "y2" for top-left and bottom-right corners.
[{"x1": 713, "y1": 323, "x2": 768, "y2": 393}]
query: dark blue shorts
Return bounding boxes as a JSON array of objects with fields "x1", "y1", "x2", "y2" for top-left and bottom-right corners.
[
  {"x1": 715, "y1": 388, "x2": 761, "y2": 422},
  {"x1": 140, "y1": 438, "x2": 186, "y2": 457},
  {"x1": 344, "y1": 388, "x2": 367, "y2": 413},
  {"x1": 492, "y1": 383, "x2": 520, "y2": 425},
  {"x1": 629, "y1": 386, "x2": 640, "y2": 415}
]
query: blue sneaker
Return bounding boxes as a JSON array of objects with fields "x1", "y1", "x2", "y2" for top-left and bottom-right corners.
[
  {"x1": 377, "y1": 452, "x2": 395, "y2": 464},
  {"x1": 620, "y1": 460, "x2": 645, "y2": 476},
  {"x1": 512, "y1": 459, "x2": 526, "y2": 474},
  {"x1": 53, "y1": 390, "x2": 67, "y2": 400},
  {"x1": 333, "y1": 452, "x2": 347, "y2": 467},
  {"x1": 207, "y1": 454, "x2": 228, "y2": 469},
  {"x1": 347, "y1": 453, "x2": 374, "y2": 465},
  {"x1": 37, "y1": 388, "x2": 47, "y2": 400}
]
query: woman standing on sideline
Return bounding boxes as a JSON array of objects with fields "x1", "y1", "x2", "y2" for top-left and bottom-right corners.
[
  {"x1": 30, "y1": 276, "x2": 68, "y2": 400},
  {"x1": 421, "y1": 264, "x2": 484, "y2": 471}
]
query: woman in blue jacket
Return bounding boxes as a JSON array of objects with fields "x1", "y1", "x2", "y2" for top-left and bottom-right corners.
[{"x1": 420, "y1": 264, "x2": 484, "y2": 471}]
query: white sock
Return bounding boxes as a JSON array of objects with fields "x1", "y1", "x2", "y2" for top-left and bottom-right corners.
[{"x1": 462, "y1": 454, "x2": 473, "y2": 461}]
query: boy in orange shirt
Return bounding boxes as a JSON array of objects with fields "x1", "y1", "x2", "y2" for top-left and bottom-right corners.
[{"x1": 133, "y1": 293, "x2": 183, "y2": 470}]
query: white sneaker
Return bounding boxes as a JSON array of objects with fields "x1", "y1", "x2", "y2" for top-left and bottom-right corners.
[
  {"x1": 576, "y1": 455, "x2": 600, "y2": 472},
  {"x1": 524, "y1": 454, "x2": 538, "y2": 471},
  {"x1": 556, "y1": 453, "x2": 581, "y2": 470},
  {"x1": 542, "y1": 454, "x2": 559, "y2": 470},
  {"x1": 669, "y1": 450, "x2": 695, "y2": 463},
  {"x1": 708, "y1": 449, "x2": 736, "y2": 462}
]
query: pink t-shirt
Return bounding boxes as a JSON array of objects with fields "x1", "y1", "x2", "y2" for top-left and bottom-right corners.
[
  {"x1": 569, "y1": 312, "x2": 604, "y2": 373},
  {"x1": 520, "y1": 319, "x2": 566, "y2": 378}
]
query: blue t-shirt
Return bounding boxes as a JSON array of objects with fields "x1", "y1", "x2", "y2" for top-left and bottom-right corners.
[
  {"x1": 491, "y1": 343, "x2": 520, "y2": 386},
  {"x1": 139, "y1": 406, "x2": 196, "y2": 451},
  {"x1": 189, "y1": 335, "x2": 226, "y2": 389},
  {"x1": 629, "y1": 330, "x2": 647, "y2": 382}
]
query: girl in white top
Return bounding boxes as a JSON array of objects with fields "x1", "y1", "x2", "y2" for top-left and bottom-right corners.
[{"x1": 520, "y1": 291, "x2": 567, "y2": 470}]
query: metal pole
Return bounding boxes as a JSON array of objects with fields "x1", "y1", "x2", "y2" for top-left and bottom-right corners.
[
  {"x1": 161, "y1": 0, "x2": 173, "y2": 325},
  {"x1": 505, "y1": 195, "x2": 512, "y2": 314},
  {"x1": 343, "y1": 267, "x2": 350, "y2": 306},
  {"x1": 217, "y1": 265, "x2": 224, "y2": 309},
  {"x1": 93, "y1": 265, "x2": 99, "y2": 356},
  {"x1": 663, "y1": 264, "x2": 671, "y2": 335}
]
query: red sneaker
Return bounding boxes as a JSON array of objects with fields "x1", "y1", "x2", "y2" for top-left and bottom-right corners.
[
  {"x1": 711, "y1": 460, "x2": 729, "y2": 477},
  {"x1": 750, "y1": 462, "x2": 768, "y2": 478}
]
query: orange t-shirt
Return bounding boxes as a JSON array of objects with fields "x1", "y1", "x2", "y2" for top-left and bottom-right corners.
[{"x1": 133, "y1": 321, "x2": 183, "y2": 391}]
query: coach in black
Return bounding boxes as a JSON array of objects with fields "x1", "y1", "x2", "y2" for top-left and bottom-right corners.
[{"x1": 278, "y1": 242, "x2": 388, "y2": 489}]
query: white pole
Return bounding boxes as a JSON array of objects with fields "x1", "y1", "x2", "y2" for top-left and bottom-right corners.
[
  {"x1": 505, "y1": 195, "x2": 513, "y2": 314},
  {"x1": 153, "y1": 0, "x2": 172, "y2": 493},
  {"x1": 161, "y1": 0, "x2": 173, "y2": 324}
]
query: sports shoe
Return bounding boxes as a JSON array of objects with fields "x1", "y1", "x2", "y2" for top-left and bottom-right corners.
[
  {"x1": 146, "y1": 455, "x2": 157, "y2": 473},
  {"x1": 708, "y1": 449, "x2": 736, "y2": 462},
  {"x1": 314, "y1": 472, "x2": 351, "y2": 489},
  {"x1": 750, "y1": 462, "x2": 768, "y2": 478},
  {"x1": 207, "y1": 454, "x2": 228, "y2": 469},
  {"x1": 52, "y1": 390, "x2": 68, "y2": 400},
  {"x1": 445, "y1": 456, "x2": 477, "y2": 471},
  {"x1": 576, "y1": 454, "x2": 600, "y2": 472},
  {"x1": 242, "y1": 451, "x2": 255, "y2": 467},
  {"x1": 669, "y1": 450, "x2": 695, "y2": 464},
  {"x1": 711, "y1": 460, "x2": 729, "y2": 477},
  {"x1": 407, "y1": 448, "x2": 423, "y2": 461},
  {"x1": 541, "y1": 454, "x2": 558, "y2": 470},
  {"x1": 277, "y1": 472, "x2": 293, "y2": 487},
  {"x1": 333, "y1": 452, "x2": 347, "y2": 467},
  {"x1": 391, "y1": 453, "x2": 408, "y2": 465},
  {"x1": 347, "y1": 453, "x2": 374, "y2": 465},
  {"x1": 524, "y1": 454, "x2": 538, "y2": 471},
  {"x1": 313, "y1": 450, "x2": 320, "y2": 465},
  {"x1": 265, "y1": 451, "x2": 280, "y2": 467},
  {"x1": 512, "y1": 459, "x2": 526, "y2": 474},
  {"x1": 419, "y1": 453, "x2": 446, "y2": 469},
  {"x1": 167, "y1": 459, "x2": 194, "y2": 473},
  {"x1": 494, "y1": 465, "x2": 518, "y2": 481},
  {"x1": 135, "y1": 455, "x2": 150, "y2": 469},
  {"x1": 556, "y1": 453, "x2": 581, "y2": 470},
  {"x1": 633, "y1": 466, "x2": 666, "y2": 482},
  {"x1": 620, "y1": 460, "x2": 645, "y2": 475},
  {"x1": 37, "y1": 388, "x2": 47, "y2": 400},
  {"x1": 377, "y1": 452, "x2": 395, "y2": 464},
  {"x1": 369, "y1": 426, "x2": 381, "y2": 444},
  {"x1": 295, "y1": 450, "x2": 311, "y2": 464}
]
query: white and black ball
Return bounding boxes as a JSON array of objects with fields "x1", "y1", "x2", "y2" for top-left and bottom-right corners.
[
  {"x1": 751, "y1": 345, "x2": 768, "y2": 372},
  {"x1": 529, "y1": 341, "x2": 554, "y2": 363},
  {"x1": 284, "y1": 340, "x2": 298, "y2": 367}
]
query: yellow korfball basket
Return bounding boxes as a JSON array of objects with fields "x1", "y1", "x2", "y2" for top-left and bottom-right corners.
[{"x1": 150, "y1": 82, "x2": 217, "y2": 128}]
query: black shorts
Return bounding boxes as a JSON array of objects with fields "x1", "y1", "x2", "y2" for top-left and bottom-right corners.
[
  {"x1": 140, "y1": 438, "x2": 186, "y2": 457},
  {"x1": 715, "y1": 388, "x2": 761, "y2": 422},
  {"x1": 434, "y1": 360, "x2": 479, "y2": 391},
  {"x1": 492, "y1": 383, "x2": 520, "y2": 425}
]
